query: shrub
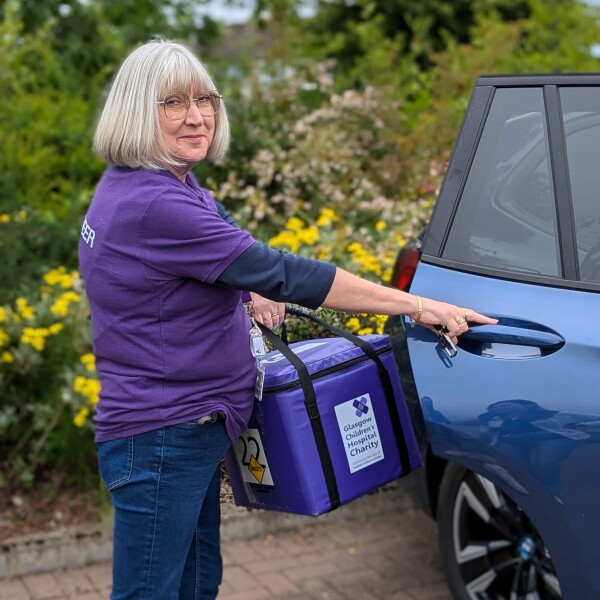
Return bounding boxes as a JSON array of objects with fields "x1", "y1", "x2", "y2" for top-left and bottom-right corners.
[{"x1": 0, "y1": 267, "x2": 98, "y2": 488}]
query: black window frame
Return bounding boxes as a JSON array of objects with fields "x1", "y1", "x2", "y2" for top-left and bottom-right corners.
[{"x1": 422, "y1": 74, "x2": 600, "y2": 293}]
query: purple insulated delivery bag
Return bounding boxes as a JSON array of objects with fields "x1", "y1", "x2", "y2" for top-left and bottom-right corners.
[{"x1": 225, "y1": 309, "x2": 422, "y2": 516}]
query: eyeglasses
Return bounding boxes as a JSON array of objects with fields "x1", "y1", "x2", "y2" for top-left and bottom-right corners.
[{"x1": 157, "y1": 91, "x2": 221, "y2": 120}]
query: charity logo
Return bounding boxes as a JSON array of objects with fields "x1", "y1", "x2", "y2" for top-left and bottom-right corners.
[{"x1": 353, "y1": 396, "x2": 370, "y2": 417}]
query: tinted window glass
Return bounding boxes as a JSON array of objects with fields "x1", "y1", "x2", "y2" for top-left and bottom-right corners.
[
  {"x1": 443, "y1": 88, "x2": 560, "y2": 277},
  {"x1": 560, "y1": 87, "x2": 600, "y2": 283}
]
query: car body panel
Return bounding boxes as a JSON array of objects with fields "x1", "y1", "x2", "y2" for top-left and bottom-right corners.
[
  {"x1": 389, "y1": 73, "x2": 600, "y2": 598},
  {"x1": 407, "y1": 263, "x2": 600, "y2": 598}
]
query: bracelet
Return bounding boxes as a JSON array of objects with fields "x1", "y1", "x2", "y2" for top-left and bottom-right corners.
[{"x1": 409, "y1": 295, "x2": 422, "y2": 328}]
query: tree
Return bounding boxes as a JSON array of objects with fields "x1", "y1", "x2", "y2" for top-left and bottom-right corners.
[
  {"x1": 247, "y1": 0, "x2": 582, "y2": 87},
  {"x1": 0, "y1": 0, "x2": 219, "y2": 84}
]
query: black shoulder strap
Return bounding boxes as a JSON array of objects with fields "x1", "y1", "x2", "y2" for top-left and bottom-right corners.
[{"x1": 258, "y1": 324, "x2": 340, "y2": 510}]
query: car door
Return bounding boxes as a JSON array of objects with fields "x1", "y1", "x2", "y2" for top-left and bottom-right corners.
[{"x1": 406, "y1": 77, "x2": 600, "y2": 600}]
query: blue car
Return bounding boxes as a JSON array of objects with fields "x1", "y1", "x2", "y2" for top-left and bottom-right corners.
[{"x1": 385, "y1": 74, "x2": 600, "y2": 600}]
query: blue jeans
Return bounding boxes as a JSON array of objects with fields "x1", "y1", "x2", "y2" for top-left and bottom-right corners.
[{"x1": 97, "y1": 419, "x2": 231, "y2": 600}]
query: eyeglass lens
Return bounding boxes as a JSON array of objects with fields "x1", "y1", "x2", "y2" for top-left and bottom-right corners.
[{"x1": 162, "y1": 92, "x2": 220, "y2": 119}]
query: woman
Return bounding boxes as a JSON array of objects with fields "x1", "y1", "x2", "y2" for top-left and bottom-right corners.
[{"x1": 79, "y1": 39, "x2": 495, "y2": 600}]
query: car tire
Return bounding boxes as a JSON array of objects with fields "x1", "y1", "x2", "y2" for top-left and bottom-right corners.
[{"x1": 437, "y1": 462, "x2": 562, "y2": 600}]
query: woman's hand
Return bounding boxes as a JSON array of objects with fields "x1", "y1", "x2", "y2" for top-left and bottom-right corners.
[
  {"x1": 250, "y1": 293, "x2": 286, "y2": 329},
  {"x1": 412, "y1": 295, "x2": 498, "y2": 343}
]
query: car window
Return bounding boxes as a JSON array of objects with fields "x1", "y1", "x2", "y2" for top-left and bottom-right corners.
[
  {"x1": 443, "y1": 88, "x2": 561, "y2": 277},
  {"x1": 560, "y1": 87, "x2": 600, "y2": 283}
]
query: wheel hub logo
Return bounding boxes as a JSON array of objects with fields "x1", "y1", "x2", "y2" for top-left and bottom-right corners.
[{"x1": 517, "y1": 536, "x2": 535, "y2": 560}]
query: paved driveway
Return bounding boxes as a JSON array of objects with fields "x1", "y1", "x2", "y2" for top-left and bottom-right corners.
[{"x1": 0, "y1": 509, "x2": 451, "y2": 600}]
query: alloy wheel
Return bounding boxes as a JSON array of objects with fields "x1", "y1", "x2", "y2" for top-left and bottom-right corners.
[{"x1": 438, "y1": 464, "x2": 562, "y2": 600}]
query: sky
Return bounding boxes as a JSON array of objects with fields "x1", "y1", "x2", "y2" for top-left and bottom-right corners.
[
  {"x1": 195, "y1": 0, "x2": 315, "y2": 24},
  {"x1": 196, "y1": 1, "x2": 252, "y2": 24}
]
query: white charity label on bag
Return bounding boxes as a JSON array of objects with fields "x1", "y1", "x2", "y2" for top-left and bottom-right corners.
[
  {"x1": 233, "y1": 428, "x2": 274, "y2": 486},
  {"x1": 334, "y1": 393, "x2": 384, "y2": 474}
]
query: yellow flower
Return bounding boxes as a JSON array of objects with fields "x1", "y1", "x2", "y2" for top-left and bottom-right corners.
[
  {"x1": 268, "y1": 231, "x2": 300, "y2": 253},
  {"x1": 297, "y1": 226, "x2": 319, "y2": 246},
  {"x1": 59, "y1": 274, "x2": 73, "y2": 289},
  {"x1": 0, "y1": 214, "x2": 10, "y2": 223},
  {"x1": 375, "y1": 220, "x2": 387, "y2": 232},
  {"x1": 393, "y1": 234, "x2": 406, "y2": 247},
  {"x1": 0, "y1": 328, "x2": 10, "y2": 347},
  {"x1": 383, "y1": 252, "x2": 395, "y2": 266},
  {"x1": 0, "y1": 307, "x2": 5, "y2": 322},
  {"x1": 85, "y1": 380, "x2": 101, "y2": 405},
  {"x1": 44, "y1": 267, "x2": 66, "y2": 286},
  {"x1": 50, "y1": 291, "x2": 81, "y2": 317},
  {"x1": 73, "y1": 376, "x2": 87, "y2": 393},
  {"x1": 284, "y1": 217, "x2": 305, "y2": 233},
  {"x1": 51, "y1": 300, "x2": 68, "y2": 317},
  {"x1": 316, "y1": 208, "x2": 339, "y2": 227},
  {"x1": 347, "y1": 242, "x2": 365, "y2": 255},
  {"x1": 80, "y1": 353, "x2": 96, "y2": 372},
  {"x1": 21, "y1": 327, "x2": 50, "y2": 352},
  {"x1": 358, "y1": 327, "x2": 374, "y2": 335},
  {"x1": 346, "y1": 317, "x2": 361, "y2": 331},
  {"x1": 371, "y1": 314, "x2": 387, "y2": 334},
  {"x1": 1, "y1": 351, "x2": 13, "y2": 363},
  {"x1": 316, "y1": 247, "x2": 331, "y2": 260},
  {"x1": 43, "y1": 267, "x2": 77, "y2": 289},
  {"x1": 14, "y1": 210, "x2": 28, "y2": 223},
  {"x1": 360, "y1": 256, "x2": 382, "y2": 276},
  {"x1": 73, "y1": 407, "x2": 90, "y2": 428},
  {"x1": 15, "y1": 298, "x2": 34, "y2": 320},
  {"x1": 74, "y1": 376, "x2": 101, "y2": 405},
  {"x1": 49, "y1": 323, "x2": 64, "y2": 335}
]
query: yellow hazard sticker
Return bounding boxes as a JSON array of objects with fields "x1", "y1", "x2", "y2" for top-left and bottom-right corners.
[
  {"x1": 232, "y1": 428, "x2": 274, "y2": 486},
  {"x1": 248, "y1": 455, "x2": 265, "y2": 483}
]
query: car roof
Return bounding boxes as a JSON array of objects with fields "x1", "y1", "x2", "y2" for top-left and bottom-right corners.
[{"x1": 477, "y1": 74, "x2": 600, "y2": 86}]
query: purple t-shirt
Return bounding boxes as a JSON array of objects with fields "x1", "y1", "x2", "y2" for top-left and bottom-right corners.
[{"x1": 78, "y1": 167, "x2": 256, "y2": 443}]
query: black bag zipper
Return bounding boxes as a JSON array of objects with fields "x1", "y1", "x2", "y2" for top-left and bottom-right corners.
[{"x1": 263, "y1": 345, "x2": 391, "y2": 394}]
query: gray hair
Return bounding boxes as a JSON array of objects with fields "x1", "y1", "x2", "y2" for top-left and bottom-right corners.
[{"x1": 94, "y1": 40, "x2": 230, "y2": 169}]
